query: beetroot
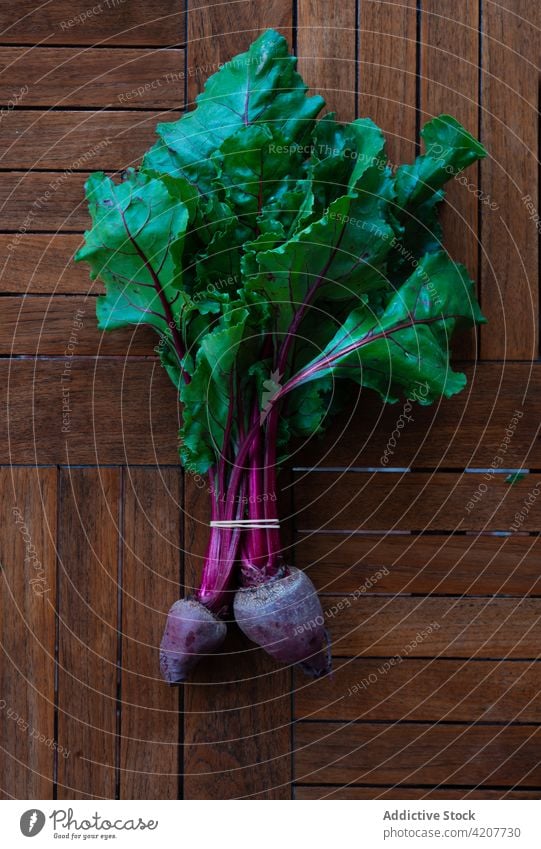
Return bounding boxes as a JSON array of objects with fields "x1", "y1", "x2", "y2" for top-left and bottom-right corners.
[
  {"x1": 233, "y1": 566, "x2": 332, "y2": 677},
  {"x1": 160, "y1": 598, "x2": 227, "y2": 684}
]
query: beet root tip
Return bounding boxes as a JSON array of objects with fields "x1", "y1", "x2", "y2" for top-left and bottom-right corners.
[
  {"x1": 233, "y1": 566, "x2": 332, "y2": 677},
  {"x1": 159, "y1": 598, "x2": 227, "y2": 684}
]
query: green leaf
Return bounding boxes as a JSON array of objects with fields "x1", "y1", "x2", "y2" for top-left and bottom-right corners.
[
  {"x1": 241, "y1": 228, "x2": 286, "y2": 281},
  {"x1": 294, "y1": 251, "x2": 486, "y2": 404},
  {"x1": 308, "y1": 115, "x2": 387, "y2": 215},
  {"x1": 76, "y1": 24, "x2": 488, "y2": 478},
  {"x1": 389, "y1": 116, "x2": 487, "y2": 277},
  {"x1": 395, "y1": 115, "x2": 487, "y2": 209},
  {"x1": 264, "y1": 178, "x2": 315, "y2": 237},
  {"x1": 179, "y1": 308, "x2": 248, "y2": 474},
  {"x1": 247, "y1": 167, "x2": 395, "y2": 336},
  {"x1": 75, "y1": 169, "x2": 189, "y2": 344},
  {"x1": 142, "y1": 29, "x2": 324, "y2": 194},
  {"x1": 215, "y1": 124, "x2": 305, "y2": 227},
  {"x1": 283, "y1": 375, "x2": 333, "y2": 438},
  {"x1": 505, "y1": 472, "x2": 528, "y2": 485}
]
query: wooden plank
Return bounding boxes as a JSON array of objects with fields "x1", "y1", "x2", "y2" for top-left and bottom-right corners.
[
  {"x1": 0, "y1": 236, "x2": 90, "y2": 294},
  {"x1": 0, "y1": 296, "x2": 156, "y2": 356},
  {"x1": 296, "y1": 533, "x2": 541, "y2": 597},
  {"x1": 480, "y1": 1, "x2": 539, "y2": 359},
  {"x1": 0, "y1": 48, "x2": 184, "y2": 108},
  {"x1": 421, "y1": 0, "x2": 480, "y2": 359},
  {"x1": 120, "y1": 467, "x2": 182, "y2": 799},
  {"x1": 295, "y1": 722, "x2": 541, "y2": 786},
  {"x1": 295, "y1": 659, "x2": 541, "y2": 722},
  {"x1": 297, "y1": 1, "x2": 357, "y2": 121},
  {"x1": 183, "y1": 476, "x2": 292, "y2": 800},
  {"x1": 0, "y1": 121, "x2": 169, "y2": 229},
  {"x1": 0, "y1": 1, "x2": 186, "y2": 46},
  {"x1": 0, "y1": 467, "x2": 57, "y2": 799},
  {"x1": 1, "y1": 360, "x2": 539, "y2": 467},
  {"x1": 57, "y1": 468, "x2": 120, "y2": 799},
  {"x1": 182, "y1": 0, "x2": 293, "y2": 801},
  {"x1": 296, "y1": 786, "x2": 541, "y2": 799},
  {"x1": 327, "y1": 597, "x2": 541, "y2": 659},
  {"x1": 0, "y1": 111, "x2": 175, "y2": 170},
  {"x1": 358, "y1": 0, "x2": 417, "y2": 165},
  {"x1": 296, "y1": 362, "x2": 538, "y2": 470},
  {"x1": 0, "y1": 359, "x2": 180, "y2": 465},
  {"x1": 1, "y1": 359, "x2": 540, "y2": 467},
  {"x1": 295, "y1": 472, "x2": 541, "y2": 532},
  {"x1": 0, "y1": 171, "x2": 95, "y2": 232}
]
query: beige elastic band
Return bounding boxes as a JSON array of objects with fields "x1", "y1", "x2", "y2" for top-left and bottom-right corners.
[{"x1": 210, "y1": 519, "x2": 280, "y2": 530}]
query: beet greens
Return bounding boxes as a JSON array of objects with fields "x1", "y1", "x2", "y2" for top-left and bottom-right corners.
[{"x1": 76, "y1": 30, "x2": 486, "y2": 682}]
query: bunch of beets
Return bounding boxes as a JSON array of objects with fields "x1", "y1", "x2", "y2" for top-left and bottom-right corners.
[{"x1": 76, "y1": 30, "x2": 486, "y2": 682}]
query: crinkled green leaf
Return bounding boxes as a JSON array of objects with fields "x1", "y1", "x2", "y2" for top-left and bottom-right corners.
[
  {"x1": 179, "y1": 309, "x2": 248, "y2": 473},
  {"x1": 389, "y1": 116, "x2": 487, "y2": 277},
  {"x1": 395, "y1": 115, "x2": 486, "y2": 208},
  {"x1": 75, "y1": 169, "x2": 189, "y2": 344},
  {"x1": 295, "y1": 252, "x2": 486, "y2": 404},
  {"x1": 143, "y1": 29, "x2": 324, "y2": 193},
  {"x1": 76, "y1": 28, "x2": 487, "y2": 475},
  {"x1": 215, "y1": 124, "x2": 305, "y2": 227},
  {"x1": 308, "y1": 115, "x2": 387, "y2": 216},
  {"x1": 247, "y1": 167, "x2": 395, "y2": 337}
]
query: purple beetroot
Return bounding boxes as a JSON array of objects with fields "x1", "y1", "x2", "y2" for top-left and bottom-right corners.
[
  {"x1": 233, "y1": 566, "x2": 332, "y2": 677},
  {"x1": 160, "y1": 598, "x2": 227, "y2": 684}
]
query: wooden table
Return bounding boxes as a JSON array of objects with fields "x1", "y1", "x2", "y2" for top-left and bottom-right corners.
[{"x1": 1, "y1": 0, "x2": 540, "y2": 800}]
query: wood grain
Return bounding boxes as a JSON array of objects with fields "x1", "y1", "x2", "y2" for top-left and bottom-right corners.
[
  {"x1": 0, "y1": 359, "x2": 180, "y2": 465},
  {"x1": 358, "y1": 0, "x2": 417, "y2": 165},
  {"x1": 328, "y1": 597, "x2": 541, "y2": 659},
  {"x1": 0, "y1": 111, "x2": 174, "y2": 170},
  {"x1": 295, "y1": 722, "x2": 541, "y2": 786},
  {"x1": 296, "y1": 786, "x2": 541, "y2": 799},
  {"x1": 56, "y1": 468, "x2": 120, "y2": 799},
  {"x1": 0, "y1": 236, "x2": 90, "y2": 294},
  {"x1": 295, "y1": 659, "x2": 541, "y2": 722},
  {"x1": 297, "y1": 1, "x2": 357, "y2": 121},
  {"x1": 0, "y1": 296, "x2": 156, "y2": 356},
  {"x1": 1, "y1": 360, "x2": 539, "y2": 467},
  {"x1": 0, "y1": 171, "x2": 94, "y2": 232},
  {"x1": 421, "y1": 0, "x2": 480, "y2": 358},
  {"x1": 296, "y1": 532, "x2": 541, "y2": 597},
  {"x1": 0, "y1": 467, "x2": 57, "y2": 799},
  {"x1": 295, "y1": 471, "x2": 541, "y2": 532},
  {"x1": 0, "y1": 1, "x2": 186, "y2": 46},
  {"x1": 0, "y1": 48, "x2": 184, "y2": 108},
  {"x1": 119, "y1": 467, "x2": 182, "y2": 799},
  {"x1": 480, "y1": 1, "x2": 539, "y2": 359}
]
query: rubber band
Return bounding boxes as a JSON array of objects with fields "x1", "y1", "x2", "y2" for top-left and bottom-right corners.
[{"x1": 210, "y1": 519, "x2": 280, "y2": 530}]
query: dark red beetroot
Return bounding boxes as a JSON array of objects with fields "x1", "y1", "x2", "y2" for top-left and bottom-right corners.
[
  {"x1": 233, "y1": 566, "x2": 332, "y2": 677},
  {"x1": 160, "y1": 598, "x2": 227, "y2": 684}
]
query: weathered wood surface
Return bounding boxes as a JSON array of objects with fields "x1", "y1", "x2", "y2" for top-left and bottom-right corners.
[
  {"x1": 295, "y1": 723, "x2": 541, "y2": 786},
  {"x1": 1, "y1": 361, "x2": 539, "y2": 466},
  {"x1": 0, "y1": 0, "x2": 540, "y2": 801},
  {"x1": 0, "y1": 2, "x2": 186, "y2": 46}
]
